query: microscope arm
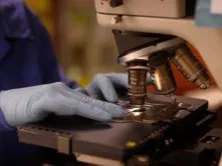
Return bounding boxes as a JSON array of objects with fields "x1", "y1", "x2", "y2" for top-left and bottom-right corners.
[{"x1": 96, "y1": 14, "x2": 222, "y2": 89}]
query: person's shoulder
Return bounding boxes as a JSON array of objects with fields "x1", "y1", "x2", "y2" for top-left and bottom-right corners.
[
  {"x1": 0, "y1": 0, "x2": 34, "y2": 38},
  {"x1": 0, "y1": 0, "x2": 23, "y2": 6}
]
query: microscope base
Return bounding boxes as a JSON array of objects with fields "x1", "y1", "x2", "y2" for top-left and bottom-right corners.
[{"x1": 18, "y1": 95, "x2": 215, "y2": 166}]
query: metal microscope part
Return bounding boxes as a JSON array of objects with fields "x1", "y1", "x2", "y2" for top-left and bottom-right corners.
[
  {"x1": 167, "y1": 93, "x2": 178, "y2": 104},
  {"x1": 127, "y1": 60, "x2": 148, "y2": 106},
  {"x1": 149, "y1": 51, "x2": 177, "y2": 95},
  {"x1": 171, "y1": 44, "x2": 210, "y2": 89},
  {"x1": 117, "y1": 37, "x2": 185, "y2": 65},
  {"x1": 113, "y1": 97, "x2": 193, "y2": 124}
]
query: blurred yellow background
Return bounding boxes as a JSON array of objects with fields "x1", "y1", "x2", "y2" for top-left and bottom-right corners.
[
  {"x1": 25, "y1": 0, "x2": 124, "y2": 87},
  {"x1": 25, "y1": 0, "x2": 53, "y2": 35}
]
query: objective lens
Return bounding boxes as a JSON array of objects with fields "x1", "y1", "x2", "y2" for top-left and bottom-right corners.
[
  {"x1": 127, "y1": 60, "x2": 148, "y2": 106},
  {"x1": 171, "y1": 44, "x2": 210, "y2": 89},
  {"x1": 149, "y1": 51, "x2": 176, "y2": 95}
]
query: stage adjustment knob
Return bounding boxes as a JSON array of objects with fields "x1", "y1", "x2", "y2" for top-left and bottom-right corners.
[{"x1": 110, "y1": 0, "x2": 123, "y2": 7}]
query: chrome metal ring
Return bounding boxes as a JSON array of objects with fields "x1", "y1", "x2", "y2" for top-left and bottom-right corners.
[{"x1": 118, "y1": 38, "x2": 185, "y2": 65}]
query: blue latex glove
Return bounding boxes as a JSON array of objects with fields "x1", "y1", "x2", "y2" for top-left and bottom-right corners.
[
  {"x1": 0, "y1": 82, "x2": 124, "y2": 127},
  {"x1": 79, "y1": 73, "x2": 153, "y2": 103}
]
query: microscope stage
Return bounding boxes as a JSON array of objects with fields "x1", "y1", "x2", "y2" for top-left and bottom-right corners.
[{"x1": 18, "y1": 95, "x2": 215, "y2": 164}]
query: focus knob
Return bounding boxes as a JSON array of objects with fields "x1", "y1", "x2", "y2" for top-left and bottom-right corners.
[{"x1": 109, "y1": 0, "x2": 123, "y2": 7}]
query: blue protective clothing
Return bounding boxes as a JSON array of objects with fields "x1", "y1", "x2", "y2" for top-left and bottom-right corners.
[
  {"x1": 0, "y1": 1, "x2": 79, "y2": 165},
  {"x1": 0, "y1": 1, "x2": 141, "y2": 165}
]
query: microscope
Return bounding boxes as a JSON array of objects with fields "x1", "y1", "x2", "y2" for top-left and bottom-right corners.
[
  {"x1": 95, "y1": 0, "x2": 215, "y2": 122},
  {"x1": 17, "y1": 1, "x2": 222, "y2": 166}
]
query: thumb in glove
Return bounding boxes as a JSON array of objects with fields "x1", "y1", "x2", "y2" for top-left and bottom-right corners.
[{"x1": 85, "y1": 72, "x2": 153, "y2": 103}]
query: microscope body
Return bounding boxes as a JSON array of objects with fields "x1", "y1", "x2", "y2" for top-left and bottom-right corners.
[{"x1": 95, "y1": 0, "x2": 222, "y2": 102}]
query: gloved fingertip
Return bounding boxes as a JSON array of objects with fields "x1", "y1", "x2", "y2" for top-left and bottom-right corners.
[
  {"x1": 106, "y1": 94, "x2": 118, "y2": 103},
  {"x1": 106, "y1": 104, "x2": 124, "y2": 118},
  {"x1": 115, "y1": 106, "x2": 124, "y2": 118},
  {"x1": 100, "y1": 86, "x2": 119, "y2": 103},
  {"x1": 97, "y1": 111, "x2": 112, "y2": 122},
  {"x1": 84, "y1": 106, "x2": 113, "y2": 122}
]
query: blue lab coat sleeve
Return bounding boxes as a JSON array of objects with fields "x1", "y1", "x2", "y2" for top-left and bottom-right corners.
[
  {"x1": 25, "y1": 4, "x2": 80, "y2": 89},
  {"x1": 0, "y1": 3, "x2": 80, "y2": 131},
  {"x1": 0, "y1": 1, "x2": 81, "y2": 165}
]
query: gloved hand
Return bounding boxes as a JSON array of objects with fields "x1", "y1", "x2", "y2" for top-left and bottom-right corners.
[
  {"x1": 184, "y1": 86, "x2": 222, "y2": 112},
  {"x1": 78, "y1": 73, "x2": 153, "y2": 103},
  {"x1": 0, "y1": 82, "x2": 124, "y2": 127}
]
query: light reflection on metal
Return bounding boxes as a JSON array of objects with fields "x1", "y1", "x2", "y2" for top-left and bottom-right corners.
[{"x1": 113, "y1": 97, "x2": 193, "y2": 124}]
